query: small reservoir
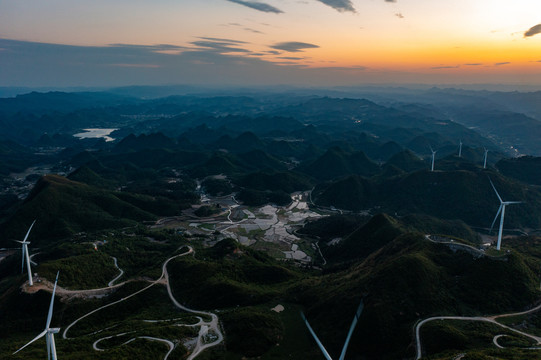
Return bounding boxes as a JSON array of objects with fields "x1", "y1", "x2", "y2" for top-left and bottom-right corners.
[{"x1": 73, "y1": 128, "x2": 118, "y2": 142}]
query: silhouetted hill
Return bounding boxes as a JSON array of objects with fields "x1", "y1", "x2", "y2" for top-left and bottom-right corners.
[
  {"x1": 488, "y1": 90, "x2": 541, "y2": 120},
  {"x1": 0, "y1": 140, "x2": 37, "y2": 175},
  {"x1": 376, "y1": 141, "x2": 403, "y2": 161},
  {"x1": 301, "y1": 147, "x2": 380, "y2": 180},
  {"x1": 68, "y1": 150, "x2": 100, "y2": 168},
  {"x1": 321, "y1": 213, "x2": 404, "y2": 264},
  {"x1": 384, "y1": 150, "x2": 426, "y2": 172},
  {"x1": 0, "y1": 175, "x2": 173, "y2": 244},
  {"x1": 179, "y1": 124, "x2": 228, "y2": 144},
  {"x1": 0, "y1": 91, "x2": 134, "y2": 115},
  {"x1": 447, "y1": 109, "x2": 541, "y2": 155},
  {"x1": 212, "y1": 131, "x2": 266, "y2": 153},
  {"x1": 400, "y1": 213, "x2": 480, "y2": 243},
  {"x1": 314, "y1": 175, "x2": 377, "y2": 211},
  {"x1": 298, "y1": 214, "x2": 369, "y2": 242},
  {"x1": 385, "y1": 170, "x2": 541, "y2": 228},
  {"x1": 406, "y1": 133, "x2": 451, "y2": 155},
  {"x1": 113, "y1": 132, "x2": 175, "y2": 152},
  {"x1": 236, "y1": 189, "x2": 291, "y2": 207},
  {"x1": 314, "y1": 170, "x2": 541, "y2": 228},
  {"x1": 236, "y1": 150, "x2": 286, "y2": 172},
  {"x1": 497, "y1": 156, "x2": 541, "y2": 186},
  {"x1": 235, "y1": 171, "x2": 312, "y2": 193},
  {"x1": 84, "y1": 149, "x2": 208, "y2": 175},
  {"x1": 67, "y1": 165, "x2": 115, "y2": 188},
  {"x1": 191, "y1": 153, "x2": 242, "y2": 177}
]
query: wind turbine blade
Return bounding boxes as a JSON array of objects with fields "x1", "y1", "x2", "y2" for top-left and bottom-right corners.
[
  {"x1": 490, "y1": 205, "x2": 503, "y2": 232},
  {"x1": 23, "y1": 220, "x2": 36, "y2": 242},
  {"x1": 46, "y1": 272, "x2": 60, "y2": 329},
  {"x1": 339, "y1": 300, "x2": 364, "y2": 360},
  {"x1": 505, "y1": 201, "x2": 522, "y2": 205},
  {"x1": 300, "y1": 312, "x2": 333, "y2": 360},
  {"x1": 12, "y1": 329, "x2": 47, "y2": 354},
  {"x1": 489, "y1": 179, "x2": 503, "y2": 203}
]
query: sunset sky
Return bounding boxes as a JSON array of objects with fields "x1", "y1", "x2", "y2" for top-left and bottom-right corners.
[{"x1": 1, "y1": 0, "x2": 540, "y2": 87}]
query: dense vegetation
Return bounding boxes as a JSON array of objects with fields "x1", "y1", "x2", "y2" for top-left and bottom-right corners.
[{"x1": 2, "y1": 89, "x2": 541, "y2": 359}]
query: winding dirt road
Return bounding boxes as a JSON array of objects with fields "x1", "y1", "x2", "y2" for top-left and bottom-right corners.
[
  {"x1": 107, "y1": 256, "x2": 124, "y2": 287},
  {"x1": 33, "y1": 246, "x2": 224, "y2": 359},
  {"x1": 415, "y1": 235, "x2": 541, "y2": 359},
  {"x1": 415, "y1": 302, "x2": 541, "y2": 359}
]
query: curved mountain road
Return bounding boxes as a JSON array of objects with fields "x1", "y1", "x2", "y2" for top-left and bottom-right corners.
[
  {"x1": 59, "y1": 246, "x2": 223, "y2": 359},
  {"x1": 107, "y1": 256, "x2": 124, "y2": 287},
  {"x1": 415, "y1": 235, "x2": 541, "y2": 358},
  {"x1": 415, "y1": 303, "x2": 541, "y2": 359}
]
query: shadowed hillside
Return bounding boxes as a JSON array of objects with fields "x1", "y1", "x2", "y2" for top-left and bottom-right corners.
[{"x1": 0, "y1": 175, "x2": 190, "y2": 244}]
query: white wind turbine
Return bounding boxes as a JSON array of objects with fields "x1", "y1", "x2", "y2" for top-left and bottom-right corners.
[
  {"x1": 489, "y1": 179, "x2": 521, "y2": 251},
  {"x1": 458, "y1": 140, "x2": 462, "y2": 158},
  {"x1": 14, "y1": 272, "x2": 60, "y2": 360},
  {"x1": 483, "y1": 148, "x2": 488, "y2": 169},
  {"x1": 301, "y1": 299, "x2": 364, "y2": 360},
  {"x1": 15, "y1": 220, "x2": 36, "y2": 286},
  {"x1": 429, "y1": 147, "x2": 437, "y2": 172}
]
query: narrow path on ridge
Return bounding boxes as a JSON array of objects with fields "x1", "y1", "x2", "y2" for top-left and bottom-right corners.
[{"x1": 107, "y1": 256, "x2": 124, "y2": 287}]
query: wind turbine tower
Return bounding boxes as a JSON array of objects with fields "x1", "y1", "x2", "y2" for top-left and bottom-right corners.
[
  {"x1": 15, "y1": 220, "x2": 36, "y2": 286},
  {"x1": 489, "y1": 179, "x2": 521, "y2": 251},
  {"x1": 430, "y1": 147, "x2": 437, "y2": 172},
  {"x1": 483, "y1": 148, "x2": 488, "y2": 169},
  {"x1": 301, "y1": 299, "x2": 364, "y2": 360},
  {"x1": 13, "y1": 272, "x2": 61, "y2": 360},
  {"x1": 458, "y1": 140, "x2": 462, "y2": 158}
]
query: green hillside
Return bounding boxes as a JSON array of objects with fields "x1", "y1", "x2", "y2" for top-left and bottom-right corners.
[
  {"x1": 0, "y1": 175, "x2": 167, "y2": 244},
  {"x1": 384, "y1": 149, "x2": 428, "y2": 172},
  {"x1": 295, "y1": 231, "x2": 539, "y2": 359},
  {"x1": 168, "y1": 239, "x2": 300, "y2": 309},
  {"x1": 497, "y1": 155, "x2": 541, "y2": 186},
  {"x1": 301, "y1": 147, "x2": 380, "y2": 180},
  {"x1": 313, "y1": 175, "x2": 377, "y2": 211},
  {"x1": 314, "y1": 169, "x2": 541, "y2": 228},
  {"x1": 235, "y1": 171, "x2": 312, "y2": 193}
]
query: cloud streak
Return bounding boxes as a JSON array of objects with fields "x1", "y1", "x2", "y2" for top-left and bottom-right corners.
[
  {"x1": 315, "y1": 0, "x2": 356, "y2": 13},
  {"x1": 524, "y1": 24, "x2": 541, "y2": 37},
  {"x1": 431, "y1": 65, "x2": 460, "y2": 69},
  {"x1": 314, "y1": 65, "x2": 367, "y2": 71},
  {"x1": 244, "y1": 28, "x2": 264, "y2": 34},
  {"x1": 270, "y1": 42, "x2": 319, "y2": 52},
  {"x1": 226, "y1": 0, "x2": 283, "y2": 13},
  {"x1": 0, "y1": 38, "x2": 316, "y2": 87},
  {"x1": 190, "y1": 38, "x2": 251, "y2": 54}
]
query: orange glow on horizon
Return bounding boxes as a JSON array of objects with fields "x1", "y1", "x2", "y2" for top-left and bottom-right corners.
[{"x1": 289, "y1": 38, "x2": 541, "y2": 73}]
